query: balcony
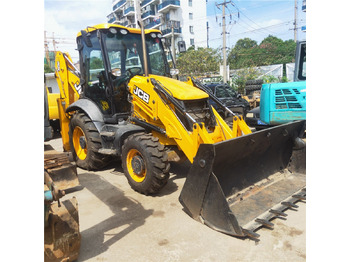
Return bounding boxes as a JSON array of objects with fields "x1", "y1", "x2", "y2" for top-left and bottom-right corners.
[
  {"x1": 141, "y1": 0, "x2": 159, "y2": 8},
  {"x1": 124, "y1": 6, "x2": 135, "y2": 16},
  {"x1": 161, "y1": 27, "x2": 182, "y2": 37},
  {"x1": 141, "y1": 10, "x2": 156, "y2": 20},
  {"x1": 121, "y1": 20, "x2": 129, "y2": 27},
  {"x1": 158, "y1": 0, "x2": 180, "y2": 13},
  {"x1": 145, "y1": 18, "x2": 161, "y2": 29},
  {"x1": 113, "y1": 0, "x2": 126, "y2": 11},
  {"x1": 108, "y1": 16, "x2": 116, "y2": 24}
]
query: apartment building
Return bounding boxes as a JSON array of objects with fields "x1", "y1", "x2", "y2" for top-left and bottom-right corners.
[
  {"x1": 301, "y1": 0, "x2": 306, "y2": 32},
  {"x1": 107, "y1": 0, "x2": 207, "y2": 53}
]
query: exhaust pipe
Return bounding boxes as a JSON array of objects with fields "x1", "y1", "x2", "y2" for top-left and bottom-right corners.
[{"x1": 137, "y1": 14, "x2": 149, "y2": 77}]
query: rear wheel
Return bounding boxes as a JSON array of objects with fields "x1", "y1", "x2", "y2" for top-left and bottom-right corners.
[
  {"x1": 69, "y1": 112, "x2": 110, "y2": 170},
  {"x1": 122, "y1": 133, "x2": 170, "y2": 195}
]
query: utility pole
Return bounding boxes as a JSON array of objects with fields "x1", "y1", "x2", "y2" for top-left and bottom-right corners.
[
  {"x1": 294, "y1": 0, "x2": 298, "y2": 42},
  {"x1": 52, "y1": 32, "x2": 57, "y2": 54},
  {"x1": 135, "y1": 0, "x2": 142, "y2": 27},
  {"x1": 44, "y1": 31, "x2": 51, "y2": 67},
  {"x1": 171, "y1": 22, "x2": 176, "y2": 66},
  {"x1": 216, "y1": 1, "x2": 231, "y2": 83},
  {"x1": 206, "y1": 21, "x2": 209, "y2": 48},
  {"x1": 222, "y1": 5, "x2": 227, "y2": 83}
]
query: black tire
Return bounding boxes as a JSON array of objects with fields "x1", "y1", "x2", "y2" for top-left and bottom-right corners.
[
  {"x1": 121, "y1": 133, "x2": 170, "y2": 195},
  {"x1": 245, "y1": 85, "x2": 262, "y2": 92},
  {"x1": 246, "y1": 79, "x2": 263, "y2": 85},
  {"x1": 69, "y1": 112, "x2": 110, "y2": 170}
]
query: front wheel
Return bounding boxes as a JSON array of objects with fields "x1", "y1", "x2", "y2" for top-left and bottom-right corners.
[
  {"x1": 121, "y1": 133, "x2": 170, "y2": 195},
  {"x1": 69, "y1": 112, "x2": 110, "y2": 170}
]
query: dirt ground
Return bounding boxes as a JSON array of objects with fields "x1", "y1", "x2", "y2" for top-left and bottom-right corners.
[{"x1": 47, "y1": 137, "x2": 306, "y2": 262}]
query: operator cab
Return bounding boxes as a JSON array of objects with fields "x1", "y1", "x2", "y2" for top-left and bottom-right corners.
[{"x1": 77, "y1": 24, "x2": 171, "y2": 122}]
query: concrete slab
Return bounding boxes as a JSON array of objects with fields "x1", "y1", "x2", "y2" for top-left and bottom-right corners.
[{"x1": 47, "y1": 137, "x2": 306, "y2": 262}]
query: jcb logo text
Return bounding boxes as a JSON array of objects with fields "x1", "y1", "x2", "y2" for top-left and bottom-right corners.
[{"x1": 133, "y1": 86, "x2": 150, "y2": 104}]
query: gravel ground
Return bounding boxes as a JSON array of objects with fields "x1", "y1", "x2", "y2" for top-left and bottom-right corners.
[{"x1": 47, "y1": 136, "x2": 306, "y2": 262}]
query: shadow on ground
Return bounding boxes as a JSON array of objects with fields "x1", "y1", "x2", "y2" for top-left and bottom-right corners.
[{"x1": 77, "y1": 172, "x2": 153, "y2": 261}]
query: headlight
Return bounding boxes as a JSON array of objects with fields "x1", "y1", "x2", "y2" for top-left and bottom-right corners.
[
  {"x1": 246, "y1": 113, "x2": 254, "y2": 118},
  {"x1": 109, "y1": 27, "x2": 118, "y2": 34},
  {"x1": 120, "y1": 29, "x2": 128, "y2": 35},
  {"x1": 170, "y1": 69, "x2": 179, "y2": 76}
]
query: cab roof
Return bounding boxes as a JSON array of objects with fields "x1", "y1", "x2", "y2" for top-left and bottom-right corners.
[{"x1": 77, "y1": 23, "x2": 161, "y2": 37}]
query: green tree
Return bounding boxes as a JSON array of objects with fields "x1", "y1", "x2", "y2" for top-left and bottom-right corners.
[
  {"x1": 260, "y1": 35, "x2": 284, "y2": 47},
  {"x1": 44, "y1": 64, "x2": 54, "y2": 73},
  {"x1": 227, "y1": 38, "x2": 257, "y2": 69},
  {"x1": 90, "y1": 57, "x2": 104, "y2": 69},
  {"x1": 176, "y1": 47, "x2": 221, "y2": 77},
  {"x1": 233, "y1": 38, "x2": 258, "y2": 51},
  {"x1": 228, "y1": 36, "x2": 296, "y2": 69}
]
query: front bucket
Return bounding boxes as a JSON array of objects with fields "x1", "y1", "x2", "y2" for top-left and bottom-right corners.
[{"x1": 179, "y1": 120, "x2": 306, "y2": 239}]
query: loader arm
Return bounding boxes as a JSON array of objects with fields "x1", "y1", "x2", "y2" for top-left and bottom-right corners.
[
  {"x1": 55, "y1": 52, "x2": 81, "y2": 151},
  {"x1": 128, "y1": 75, "x2": 251, "y2": 163}
]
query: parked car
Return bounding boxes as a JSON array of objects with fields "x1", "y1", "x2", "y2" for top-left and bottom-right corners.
[{"x1": 204, "y1": 83, "x2": 250, "y2": 121}]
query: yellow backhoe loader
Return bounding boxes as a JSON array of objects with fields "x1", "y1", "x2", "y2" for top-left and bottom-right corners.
[{"x1": 55, "y1": 23, "x2": 306, "y2": 239}]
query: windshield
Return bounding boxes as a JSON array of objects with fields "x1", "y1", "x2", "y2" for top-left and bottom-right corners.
[{"x1": 103, "y1": 30, "x2": 170, "y2": 76}]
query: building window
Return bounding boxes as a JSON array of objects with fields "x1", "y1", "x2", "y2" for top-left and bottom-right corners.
[
  {"x1": 189, "y1": 26, "x2": 194, "y2": 34},
  {"x1": 189, "y1": 0, "x2": 192, "y2": 7},
  {"x1": 190, "y1": 38, "x2": 194, "y2": 46},
  {"x1": 189, "y1": 13, "x2": 193, "y2": 20},
  {"x1": 165, "y1": 13, "x2": 170, "y2": 21}
]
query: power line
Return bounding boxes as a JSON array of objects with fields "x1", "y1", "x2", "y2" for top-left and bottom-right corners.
[
  {"x1": 235, "y1": 9, "x2": 278, "y2": 35},
  {"x1": 196, "y1": 20, "x2": 294, "y2": 45},
  {"x1": 233, "y1": 20, "x2": 293, "y2": 36}
]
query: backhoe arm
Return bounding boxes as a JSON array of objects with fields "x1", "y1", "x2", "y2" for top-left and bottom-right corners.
[{"x1": 55, "y1": 52, "x2": 81, "y2": 151}]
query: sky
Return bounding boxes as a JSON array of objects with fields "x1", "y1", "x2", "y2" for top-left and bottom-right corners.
[
  {"x1": 45, "y1": 0, "x2": 111, "y2": 61},
  {"x1": 44, "y1": 0, "x2": 306, "y2": 63},
  {"x1": 206, "y1": 0, "x2": 306, "y2": 48}
]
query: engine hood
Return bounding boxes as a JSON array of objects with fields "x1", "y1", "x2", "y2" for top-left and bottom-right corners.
[{"x1": 149, "y1": 75, "x2": 209, "y2": 101}]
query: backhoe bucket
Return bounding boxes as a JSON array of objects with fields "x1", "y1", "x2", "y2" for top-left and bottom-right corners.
[
  {"x1": 44, "y1": 145, "x2": 80, "y2": 192},
  {"x1": 44, "y1": 197, "x2": 81, "y2": 262},
  {"x1": 179, "y1": 120, "x2": 306, "y2": 239}
]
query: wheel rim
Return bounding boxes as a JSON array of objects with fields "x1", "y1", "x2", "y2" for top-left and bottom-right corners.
[
  {"x1": 126, "y1": 149, "x2": 146, "y2": 182},
  {"x1": 72, "y1": 126, "x2": 87, "y2": 160}
]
